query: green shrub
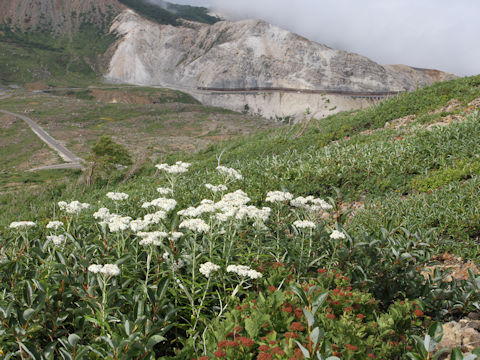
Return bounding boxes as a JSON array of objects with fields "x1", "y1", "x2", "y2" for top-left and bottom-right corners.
[
  {"x1": 202, "y1": 269, "x2": 424, "y2": 360},
  {"x1": 409, "y1": 159, "x2": 480, "y2": 192}
]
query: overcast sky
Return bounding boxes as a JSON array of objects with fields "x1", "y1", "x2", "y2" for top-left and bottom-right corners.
[{"x1": 168, "y1": 0, "x2": 479, "y2": 76}]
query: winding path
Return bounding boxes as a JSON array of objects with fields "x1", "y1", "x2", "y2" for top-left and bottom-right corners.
[{"x1": 0, "y1": 109, "x2": 85, "y2": 171}]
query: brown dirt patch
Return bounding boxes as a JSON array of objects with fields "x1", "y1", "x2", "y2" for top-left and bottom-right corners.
[
  {"x1": 422, "y1": 253, "x2": 480, "y2": 282},
  {"x1": 0, "y1": 113, "x2": 16, "y2": 129},
  {"x1": 25, "y1": 82, "x2": 49, "y2": 91}
]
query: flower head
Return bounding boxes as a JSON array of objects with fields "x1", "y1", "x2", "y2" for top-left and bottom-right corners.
[
  {"x1": 290, "y1": 196, "x2": 333, "y2": 212},
  {"x1": 199, "y1": 262, "x2": 220, "y2": 278},
  {"x1": 205, "y1": 184, "x2": 228, "y2": 192},
  {"x1": 330, "y1": 230, "x2": 346, "y2": 240},
  {"x1": 88, "y1": 264, "x2": 120, "y2": 276},
  {"x1": 216, "y1": 166, "x2": 243, "y2": 180},
  {"x1": 293, "y1": 220, "x2": 316, "y2": 229},
  {"x1": 106, "y1": 192, "x2": 129, "y2": 201},
  {"x1": 9, "y1": 221, "x2": 36, "y2": 229},
  {"x1": 156, "y1": 161, "x2": 191, "y2": 174},
  {"x1": 93, "y1": 208, "x2": 111, "y2": 220},
  {"x1": 156, "y1": 187, "x2": 173, "y2": 195},
  {"x1": 227, "y1": 265, "x2": 262, "y2": 279},
  {"x1": 137, "y1": 231, "x2": 168, "y2": 246},
  {"x1": 179, "y1": 218, "x2": 210, "y2": 233},
  {"x1": 58, "y1": 200, "x2": 90, "y2": 214},
  {"x1": 46, "y1": 221, "x2": 63, "y2": 230},
  {"x1": 47, "y1": 234, "x2": 66, "y2": 246},
  {"x1": 141, "y1": 197, "x2": 177, "y2": 212},
  {"x1": 265, "y1": 191, "x2": 293, "y2": 203}
]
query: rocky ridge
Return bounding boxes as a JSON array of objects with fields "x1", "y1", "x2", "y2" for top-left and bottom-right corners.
[
  {"x1": 106, "y1": 10, "x2": 456, "y2": 93},
  {"x1": 105, "y1": 10, "x2": 456, "y2": 119}
]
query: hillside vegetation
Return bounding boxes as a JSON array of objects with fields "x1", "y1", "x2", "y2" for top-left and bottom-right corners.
[
  {"x1": 118, "y1": 0, "x2": 220, "y2": 26},
  {"x1": 0, "y1": 86, "x2": 274, "y2": 191},
  {"x1": 1, "y1": 75, "x2": 480, "y2": 359},
  {"x1": 0, "y1": 23, "x2": 116, "y2": 86}
]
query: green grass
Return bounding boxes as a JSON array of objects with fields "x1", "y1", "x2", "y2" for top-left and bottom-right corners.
[
  {"x1": 117, "y1": 0, "x2": 220, "y2": 26},
  {"x1": 2, "y1": 74, "x2": 480, "y2": 359},
  {"x1": 0, "y1": 23, "x2": 116, "y2": 86},
  {"x1": 2, "y1": 75, "x2": 480, "y2": 256}
]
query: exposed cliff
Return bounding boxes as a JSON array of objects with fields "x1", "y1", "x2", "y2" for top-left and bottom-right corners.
[{"x1": 106, "y1": 10, "x2": 456, "y2": 93}]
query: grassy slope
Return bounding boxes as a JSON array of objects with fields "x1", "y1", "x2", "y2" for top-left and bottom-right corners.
[
  {"x1": 1, "y1": 75, "x2": 480, "y2": 258},
  {"x1": 117, "y1": 0, "x2": 220, "y2": 26},
  {"x1": 0, "y1": 23, "x2": 116, "y2": 86},
  {"x1": 0, "y1": 86, "x2": 275, "y2": 190}
]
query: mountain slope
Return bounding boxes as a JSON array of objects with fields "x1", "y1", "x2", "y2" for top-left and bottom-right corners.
[
  {"x1": 0, "y1": 0, "x2": 121, "y2": 35},
  {"x1": 107, "y1": 10, "x2": 456, "y2": 92}
]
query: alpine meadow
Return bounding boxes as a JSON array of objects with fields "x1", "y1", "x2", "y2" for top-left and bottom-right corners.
[{"x1": 1, "y1": 0, "x2": 480, "y2": 359}]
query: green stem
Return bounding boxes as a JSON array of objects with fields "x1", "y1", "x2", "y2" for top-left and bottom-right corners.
[
  {"x1": 144, "y1": 248, "x2": 152, "y2": 300},
  {"x1": 192, "y1": 277, "x2": 211, "y2": 331}
]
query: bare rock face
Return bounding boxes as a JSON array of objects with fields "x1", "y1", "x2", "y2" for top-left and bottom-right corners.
[
  {"x1": 106, "y1": 10, "x2": 456, "y2": 92},
  {"x1": 437, "y1": 319, "x2": 480, "y2": 358}
]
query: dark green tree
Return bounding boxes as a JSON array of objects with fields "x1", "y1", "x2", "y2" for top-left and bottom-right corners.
[{"x1": 87, "y1": 136, "x2": 132, "y2": 185}]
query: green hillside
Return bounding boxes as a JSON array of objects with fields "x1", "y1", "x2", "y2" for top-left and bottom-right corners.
[
  {"x1": 118, "y1": 0, "x2": 220, "y2": 26},
  {"x1": 0, "y1": 22, "x2": 116, "y2": 86},
  {"x1": 1, "y1": 75, "x2": 480, "y2": 358}
]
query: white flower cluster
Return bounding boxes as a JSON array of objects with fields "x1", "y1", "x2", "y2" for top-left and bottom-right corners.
[
  {"x1": 104, "y1": 214, "x2": 132, "y2": 232},
  {"x1": 93, "y1": 208, "x2": 111, "y2": 220},
  {"x1": 293, "y1": 220, "x2": 317, "y2": 229},
  {"x1": 58, "y1": 201, "x2": 90, "y2": 214},
  {"x1": 141, "y1": 197, "x2": 177, "y2": 212},
  {"x1": 266, "y1": 191, "x2": 293, "y2": 203},
  {"x1": 205, "y1": 184, "x2": 228, "y2": 192},
  {"x1": 46, "y1": 221, "x2": 63, "y2": 230},
  {"x1": 235, "y1": 206, "x2": 271, "y2": 223},
  {"x1": 216, "y1": 190, "x2": 251, "y2": 207},
  {"x1": 215, "y1": 191, "x2": 270, "y2": 224},
  {"x1": 47, "y1": 234, "x2": 66, "y2": 246},
  {"x1": 199, "y1": 262, "x2": 220, "y2": 278},
  {"x1": 178, "y1": 200, "x2": 216, "y2": 217},
  {"x1": 156, "y1": 161, "x2": 191, "y2": 174},
  {"x1": 129, "y1": 219, "x2": 149, "y2": 232},
  {"x1": 216, "y1": 166, "x2": 243, "y2": 180},
  {"x1": 226, "y1": 265, "x2": 263, "y2": 279},
  {"x1": 290, "y1": 196, "x2": 333, "y2": 212},
  {"x1": 143, "y1": 210, "x2": 166, "y2": 224},
  {"x1": 179, "y1": 218, "x2": 210, "y2": 233},
  {"x1": 94, "y1": 206, "x2": 166, "y2": 232},
  {"x1": 106, "y1": 192, "x2": 129, "y2": 201},
  {"x1": 137, "y1": 231, "x2": 168, "y2": 246},
  {"x1": 169, "y1": 231, "x2": 183, "y2": 241},
  {"x1": 176, "y1": 190, "x2": 270, "y2": 226},
  {"x1": 88, "y1": 264, "x2": 120, "y2": 276},
  {"x1": 330, "y1": 230, "x2": 346, "y2": 240},
  {"x1": 9, "y1": 221, "x2": 36, "y2": 229},
  {"x1": 156, "y1": 187, "x2": 173, "y2": 195}
]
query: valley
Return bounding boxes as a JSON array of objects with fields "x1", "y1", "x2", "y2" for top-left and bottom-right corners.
[{"x1": 0, "y1": 86, "x2": 277, "y2": 191}]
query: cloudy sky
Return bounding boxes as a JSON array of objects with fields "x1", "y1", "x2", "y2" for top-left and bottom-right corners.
[{"x1": 168, "y1": 0, "x2": 479, "y2": 76}]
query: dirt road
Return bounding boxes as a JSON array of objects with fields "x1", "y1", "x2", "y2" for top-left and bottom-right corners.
[{"x1": 0, "y1": 109, "x2": 85, "y2": 170}]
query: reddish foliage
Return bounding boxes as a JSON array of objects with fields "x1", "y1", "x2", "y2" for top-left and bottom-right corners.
[
  {"x1": 213, "y1": 350, "x2": 226, "y2": 358},
  {"x1": 284, "y1": 332, "x2": 299, "y2": 339},
  {"x1": 346, "y1": 344, "x2": 358, "y2": 351},
  {"x1": 258, "y1": 345, "x2": 270, "y2": 352},
  {"x1": 257, "y1": 353, "x2": 272, "y2": 360},
  {"x1": 414, "y1": 309, "x2": 424, "y2": 317},
  {"x1": 237, "y1": 336, "x2": 255, "y2": 347},
  {"x1": 289, "y1": 322, "x2": 305, "y2": 331}
]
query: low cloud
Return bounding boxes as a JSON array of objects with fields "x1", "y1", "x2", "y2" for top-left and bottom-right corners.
[{"x1": 167, "y1": 0, "x2": 479, "y2": 76}]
